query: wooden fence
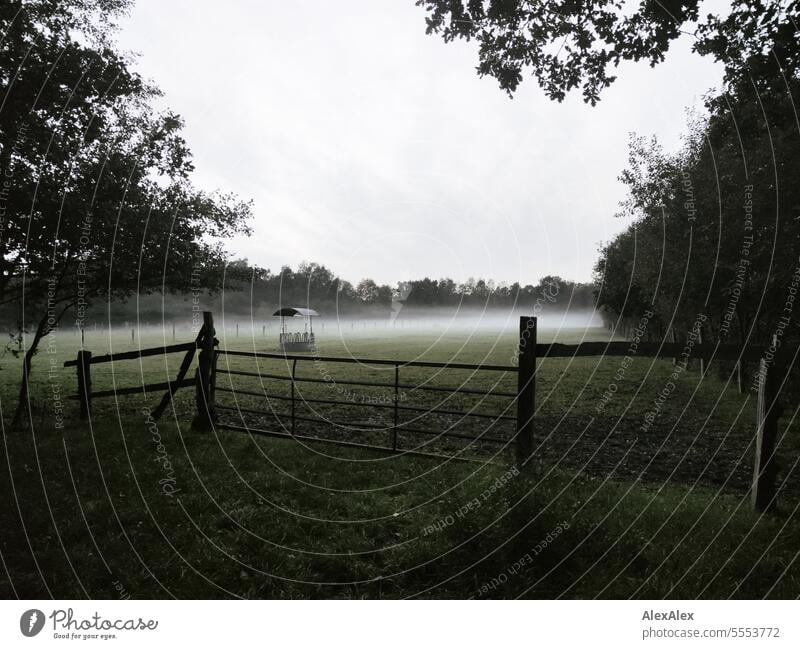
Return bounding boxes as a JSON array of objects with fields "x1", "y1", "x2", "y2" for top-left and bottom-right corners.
[
  {"x1": 64, "y1": 312, "x2": 784, "y2": 512},
  {"x1": 63, "y1": 312, "x2": 215, "y2": 427},
  {"x1": 535, "y1": 336, "x2": 781, "y2": 512}
]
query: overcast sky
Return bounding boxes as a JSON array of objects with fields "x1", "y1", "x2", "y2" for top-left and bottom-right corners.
[{"x1": 117, "y1": 0, "x2": 725, "y2": 287}]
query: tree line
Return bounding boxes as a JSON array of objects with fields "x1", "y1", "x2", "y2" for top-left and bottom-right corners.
[
  {"x1": 594, "y1": 9, "x2": 799, "y2": 375},
  {"x1": 91, "y1": 261, "x2": 595, "y2": 323}
]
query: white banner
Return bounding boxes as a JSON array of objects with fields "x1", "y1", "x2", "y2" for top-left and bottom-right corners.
[{"x1": 0, "y1": 600, "x2": 796, "y2": 648}]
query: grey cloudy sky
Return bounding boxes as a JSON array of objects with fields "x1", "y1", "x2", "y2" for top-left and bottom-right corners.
[{"x1": 117, "y1": 0, "x2": 725, "y2": 287}]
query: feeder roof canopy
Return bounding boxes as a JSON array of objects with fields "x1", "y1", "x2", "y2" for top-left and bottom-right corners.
[{"x1": 272, "y1": 307, "x2": 320, "y2": 318}]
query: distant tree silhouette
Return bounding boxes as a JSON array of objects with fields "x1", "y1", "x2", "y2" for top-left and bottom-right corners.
[{"x1": 90, "y1": 262, "x2": 596, "y2": 324}]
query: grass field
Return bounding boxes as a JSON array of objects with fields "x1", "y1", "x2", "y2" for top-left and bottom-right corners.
[{"x1": 1, "y1": 320, "x2": 798, "y2": 598}]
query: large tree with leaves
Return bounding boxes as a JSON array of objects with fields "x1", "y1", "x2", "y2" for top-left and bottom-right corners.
[
  {"x1": 416, "y1": 0, "x2": 799, "y2": 103},
  {"x1": 1, "y1": 0, "x2": 252, "y2": 428}
]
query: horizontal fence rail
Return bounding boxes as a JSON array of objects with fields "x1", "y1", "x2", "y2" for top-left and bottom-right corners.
[
  {"x1": 219, "y1": 349, "x2": 518, "y2": 372},
  {"x1": 216, "y1": 367, "x2": 518, "y2": 397},
  {"x1": 219, "y1": 422, "x2": 490, "y2": 465},
  {"x1": 215, "y1": 405, "x2": 509, "y2": 445},
  {"x1": 64, "y1": 342, "x2": 196, "y2": 367},
  {"x1": 536, "y1": 341, "x2": 764, "y2": 360},
  {"x1": 68, "y1": 379, "x2": 196, "y2": 400},
  {"x1": 214, "y1": 386, "x2": 514, "y2": 421}
]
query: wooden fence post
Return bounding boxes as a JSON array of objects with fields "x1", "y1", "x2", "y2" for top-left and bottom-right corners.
[
  {"x1": 736, "y1": 359, "x2": 745, "y2": 394},
  {"x1": 752, "y1": 358, "x2": 781, "y2": 512},
  {"x1": 290, "y1": 359, "x2": 297, "y2": 435},
  {"x1": 193, "y1": 311, "x2": 216, "y2": 431},
  {"x1": 670, "y1": 328, "x2": 677, "y2": 366},
  {"x1": 76, "y1": 350, "x2": 92, "y2": 420},
  {"x1": 210, "y1": 346, "x2": 218, "y2": 419},
  {"x1": 392, "y1": 363, "x2": 400, "y2": 451},
  {"x1": 697, "y1": 326, "x2": 706, "y2": 377},
  {"x1": 515, "y1": 316, "x2": 537, "y2": 468}
]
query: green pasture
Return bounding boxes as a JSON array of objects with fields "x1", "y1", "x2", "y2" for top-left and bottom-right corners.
[{"x1": 1, "y1": 322, "x2": 798, "y2": 598}]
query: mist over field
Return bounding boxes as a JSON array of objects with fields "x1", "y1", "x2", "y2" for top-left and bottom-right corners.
[
  {"x1": 16, "y1": 305, "x2": 607, "y2": 363},
  {"x1": 302, "y1": 307, "x2": 604, "y2": 335},
  {"x1": 50, "y1": 305, "x2": 604, "y2": 336}
]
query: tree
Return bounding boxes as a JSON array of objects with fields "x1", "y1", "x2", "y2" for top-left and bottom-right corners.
[
  {"x1": 695, "y1": 0, "x2": 800, "y2": 94},
  {"x1": 375, "y1": 284, "x2": 393, "y2": 307},
  {"x1": 595, "y1": 69, "x2": 800, "y2": 351},
  {"x1": 406, "y1": 277, "x2": 439, "y2": 306},
  {"x1": 1, "y1": 0, "x2": 252, "y2": 428},
  {"x1": 356, "y1": 278, "x2": 380, "y2": 303},
  {"x1": 416, "y1": 0, "x2": 799, "y2": 103}
]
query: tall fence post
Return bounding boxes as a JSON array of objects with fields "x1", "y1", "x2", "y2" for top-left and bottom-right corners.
[
  {"x1": 290, "y1": 359, "x2": 297, "y2": 435},
  {"x1": 193, "y1": 311, "x2": 216, "y2": 431},
  {"x1": 392, "y1": 364, "x2": 400, "y2": 451},
  {"x1": 736, "y1": 358, "x2": 745, "y2": 394},
  {"x1": 515, "y1": 316, "x2": 537, "y2": 468},
  {"x1": 76, "y1": 350, "x2": 92, "y2": 420},
  {"x1": 211, "y1": 347, "x2": 219, "y2": 420},
  {"x1": 697, "y1": 326, "x2": 706, "y2": 377},
  {"x1": 670, "y1": 328, "x2": 677, "y2": 366},
  {"x1": 752, "y1": 358, "x2": 781, "y2": 512}
]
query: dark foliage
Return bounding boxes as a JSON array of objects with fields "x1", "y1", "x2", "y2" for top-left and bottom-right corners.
[
  {"x1": 416, "y1": 0, "x2": 798, "y2": 103},
  {"x1": 0, "y1": 0, "x2": 252, "y2": 427}
]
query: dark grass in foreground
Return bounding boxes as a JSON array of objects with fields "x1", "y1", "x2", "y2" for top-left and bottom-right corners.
[
  {"x1": 2, "y1": 412, "x2": 799, "y2": 599},
  {"x1": 1, "y1": 326, "x2": 797, "y2": 598}
]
